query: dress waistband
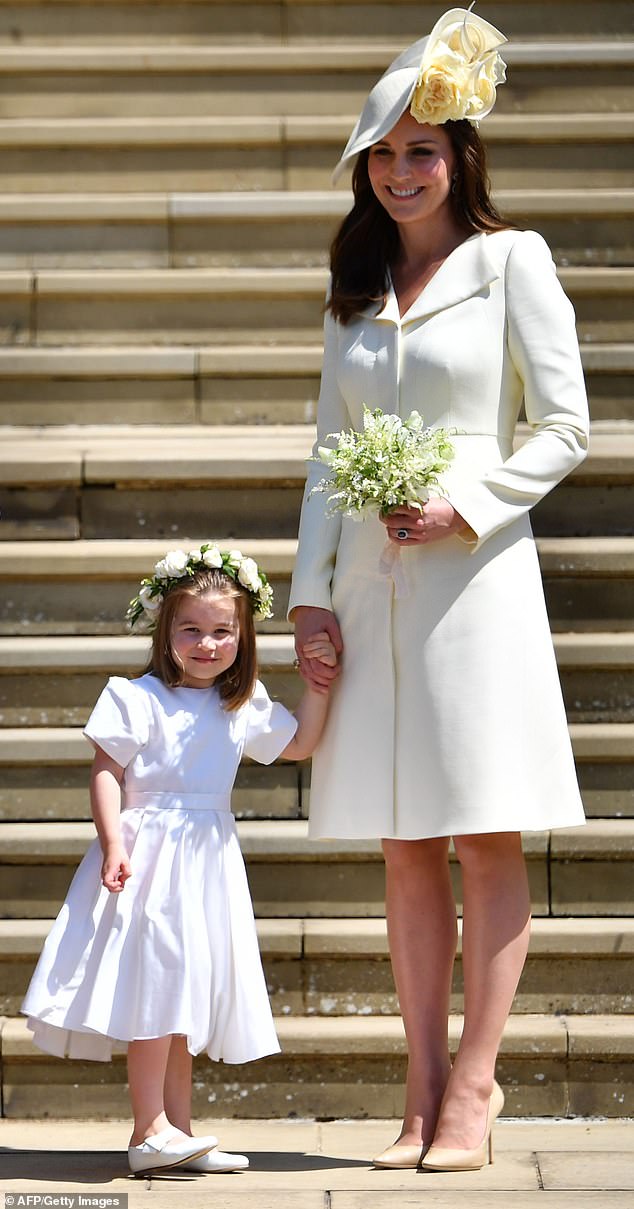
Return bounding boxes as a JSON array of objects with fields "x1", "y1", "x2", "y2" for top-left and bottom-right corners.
[{"x1": 123, "y1": 790, "x2": 232, "y2": 813}]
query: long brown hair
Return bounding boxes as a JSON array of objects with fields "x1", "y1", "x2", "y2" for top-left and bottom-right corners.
[
  {"x1": 328, "y1": 120, "x2": 511, "y2": 325},
  {"x1": 144, "y1": 568, "x2": 258, "y2": 710}
]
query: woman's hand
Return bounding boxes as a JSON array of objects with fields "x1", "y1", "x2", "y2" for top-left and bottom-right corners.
[
  {"x1": 293, "y1": 606, "x2": 343, "y2": 693},
  {"x1": 101, "y1": 843, "x2": 132, "y2": 893},
  {"x1": 380, "y1": 499, "x2": 470, "y2": 545}
]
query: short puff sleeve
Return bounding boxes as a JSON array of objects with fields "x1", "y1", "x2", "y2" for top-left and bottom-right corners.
[
  {"x1": 84, "y1": 676, "x2": 151, "y2": 768},
  {"x1": 243, "y1": 680, "x2": 298, "y2": 765}
]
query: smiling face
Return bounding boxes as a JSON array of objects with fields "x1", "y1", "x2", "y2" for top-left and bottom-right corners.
[
  {"x1": 170, "y1": 590, "x2": 240, "y2": 689},
  {"x1": 367, "y1": 110, "x2": 456, "y2": 229}
]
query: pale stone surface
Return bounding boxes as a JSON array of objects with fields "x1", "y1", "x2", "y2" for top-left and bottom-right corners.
[
  {"x1": 567, "y1": 1015, "x2": 634, "y2": 1056},
  {"x1": 332, "y1": 1198, "x2": 632, "y2": 1208},
  {"x1": 2, "y1": 1120, "x2": 634, "y2": 1201},
  {"x1": 538, "y1": 1151, "x2": 634, "y2": 1190}
]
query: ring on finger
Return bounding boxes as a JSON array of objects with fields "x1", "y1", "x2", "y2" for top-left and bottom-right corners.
[{"x1": 396, "y1": 528, "x2": 409, "y2": 541}]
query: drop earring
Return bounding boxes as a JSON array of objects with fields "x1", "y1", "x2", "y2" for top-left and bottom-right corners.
[{"x1": 451, "y1": 173, "x2": 459, "y2": 194}]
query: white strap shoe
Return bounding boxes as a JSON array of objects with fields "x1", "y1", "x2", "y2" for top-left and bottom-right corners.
[
  {"x1": 184, "y1": 1147, "x2": 249, "y2": 1173},
  {"x1": 128, "y1": 1128, "x2": 219, "y2": 1175}
]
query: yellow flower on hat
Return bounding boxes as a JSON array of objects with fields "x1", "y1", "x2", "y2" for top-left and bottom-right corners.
[
  {"x1": 410, "y1": 6, "x2": 506, "y2": 126},
  {"x1": 411, "y1": 62, "x2": 472, "y2": 124}
]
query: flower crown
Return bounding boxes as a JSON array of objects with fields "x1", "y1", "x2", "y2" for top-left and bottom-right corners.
[
  {"x1": 126, "y1": 544, "x2": 274, "y2": 632},
  {"x1": 410, "y1": 6, "x2": 507, "y2": 126}
]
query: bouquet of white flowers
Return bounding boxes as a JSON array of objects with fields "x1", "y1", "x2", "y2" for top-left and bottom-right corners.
[
  {"x1": 311, "y1": 407, "x2": 457, "y2": 598},
  {"x1": 311, "y1": 406, "x2": 456, "y2": 518}
]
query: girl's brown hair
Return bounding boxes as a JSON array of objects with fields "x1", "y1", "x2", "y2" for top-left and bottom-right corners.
[
  {"x1": 328, "y1": 120, "x2": 512, "y2": 325},
  {"x1": 144, "y1": 568, "x2": 257, "y2": 710}
]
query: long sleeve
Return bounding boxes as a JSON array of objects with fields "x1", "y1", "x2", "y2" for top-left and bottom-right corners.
[
  {"x1": 446, "y1": 230, "x2": 590, "y2": 551},
  {"x1": 288, "y1": 307, "x2": 350, "y2": 614}
]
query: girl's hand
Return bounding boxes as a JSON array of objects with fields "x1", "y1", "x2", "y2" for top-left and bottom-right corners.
[
  {"x1": 293, "y1": 606, "x2": 343, "y2": 693},
  {"x1": 302, "y1": 631, "x2": 338, "y2": 669},
  {"x1": 101, "y1": 844, "x2": 132, "y2": 893},
  {"x1": 381, "y1": 499, "x2": 471, "y2": 545}
]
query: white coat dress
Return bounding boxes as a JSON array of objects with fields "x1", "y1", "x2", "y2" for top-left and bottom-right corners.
[{"x1": 288, "y1": 229, "x2": 590, "y2": 841}]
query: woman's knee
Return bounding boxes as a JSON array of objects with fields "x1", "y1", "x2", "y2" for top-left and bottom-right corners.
[
  {"x1": 453, "y1": 831, "x2": 524, "y2": 876},
  {"x1": 382, "y1": 836, "x2": 450, "y2": 871}
]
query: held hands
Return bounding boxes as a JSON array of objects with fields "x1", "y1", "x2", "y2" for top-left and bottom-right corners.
[
  {"x1": 303, "y1": 631, "x2": 338, "y2": 669},
  {"x1": 101, "y1": 843, "x2": 132, "y2": 893},
  {"x1": 293, "y1": 606, "x2": 343, "y2": 694},
  {"x1": 381, "y1": 498, "x2": 470, "y2": 545}
]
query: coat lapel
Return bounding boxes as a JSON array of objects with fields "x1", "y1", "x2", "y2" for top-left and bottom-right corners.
[{"x1": 369, "y1": 232, "x2": 502, "y2": 327}]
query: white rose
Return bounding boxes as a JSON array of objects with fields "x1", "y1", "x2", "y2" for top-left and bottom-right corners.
[
  {"x1": 139, "y1": 584, "x2": 162, "y2": 611},
  {"x1": 237, "y1": 558, "x2": 262, "y2": 592},
  {"x1": 157, "y1": 549, "x2": 189, "y2": 578},
  {"x1": 227, "y1": 549, "x2": 244, "y2": 569},
  {"x1": 413, "y1": 10, "x2": 507, "y2": 127},
  {"x1": 411, "y1": 63, "x2": 471, "y2": 124},
  {"x1": 188, "y1": 548, "x2": 203, "y2": 563},
  {"x1": 202, "y1": 546, "x2": 223, "y2": 568}
]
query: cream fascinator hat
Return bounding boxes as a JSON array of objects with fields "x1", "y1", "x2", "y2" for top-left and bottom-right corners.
[{"x1": 332, "y1": 6, "x2": 507, "y2": 182}]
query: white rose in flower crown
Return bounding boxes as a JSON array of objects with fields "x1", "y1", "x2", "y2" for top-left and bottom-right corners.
[
  {"x1": 188, "y1": 549, "x2": 203, "y2": 563},
  {"x1": 237, "y1": 558, "x2": 262, "y2": 593},
  {"x1": 202, "y1": 546, "x2": 223, "y2": 569},
  {"x1": 138, "y1": 584, "x2": 162, "y2": 611},
  {"x1": 155, "y1": 549, "x2": 189, "y2": 579},
  {"x1": 227, "y1": 549, "x2": 244, "y2": 569}
]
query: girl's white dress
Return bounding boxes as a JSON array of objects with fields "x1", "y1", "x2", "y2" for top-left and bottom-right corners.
[{"x1": 21, "y1": 673, "x2": 297, "y2": 1064}]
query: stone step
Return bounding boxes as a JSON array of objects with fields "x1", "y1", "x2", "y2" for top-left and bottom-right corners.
[
  {"x1": 2, "y1": 916, "x2": 633, "y2": 1019},
  {"x1": 2, "y1": 1011, "x2": 633, "y2": 1118},
  {"x1": 0, "y1": 113, "x2": 631, "y2": 191},
  {"x1": 1, "y1": 42, "x2": 633, "y2": 118},
  {"x1": 1, "y1": 188, "x2": 633, "y2": 271},
  {"x1": 0, "y1": 631, "x2": 632, "y2": 727},
  {"x1": 0, "y1": 708, "x2": 631, "y2": 822},
  {"x1": 0, "y1": 816, "x2": 633, "y2": 918},
  {"x1": 0, "y1": 426, "x2": 631, "y2": 540},
  {"x1": 1, "y1": 536, "x2": 633, "y2": 636},
  {"x1": 0, "y1": 0, "x2": 631, "y2": 44},
  {"x1": 0, "y1": 340, "x2": 631, "y2": 426},
  {"x1": 1, "y1": 264, "x2": 632, "y2": 346}
]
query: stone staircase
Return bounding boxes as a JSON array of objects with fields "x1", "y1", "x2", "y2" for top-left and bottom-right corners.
[{"x1": 0, "y1": 0, "x2": 633, "y2": 1120}]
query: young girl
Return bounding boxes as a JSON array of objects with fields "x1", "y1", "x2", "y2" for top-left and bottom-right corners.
[{"x1": 22, "y1": 544, "x2": 336, "y2": 1176}]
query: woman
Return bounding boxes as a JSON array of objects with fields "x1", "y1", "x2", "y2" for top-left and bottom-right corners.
[{"x1": 289, "y1": 8, "x2": 589, "y2": 1173}]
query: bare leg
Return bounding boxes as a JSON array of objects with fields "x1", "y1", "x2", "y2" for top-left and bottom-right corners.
[
  {"x1": 382, "y1": 836, "x2": 456, "y2": 1146},
  {"x1": 164, "y1": 1035, "x2": 193, "y2": 1135},
  {"x1": 431, "y1": 831, "x2": 531, "y2": 1150},
  {"x1": 127, "y1": 1035, "x2": 173, "y2": 1145}
]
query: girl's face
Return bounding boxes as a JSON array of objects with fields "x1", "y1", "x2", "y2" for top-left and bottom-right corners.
[
  {"x1": 367, "y1": 111, "x2": 455, "y2": 228},
  {"x1": 170, "y1": 590, "x2": 239, "y2": 689}
]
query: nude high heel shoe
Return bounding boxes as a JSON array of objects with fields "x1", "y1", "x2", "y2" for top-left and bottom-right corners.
[
  {"x1": 420, "y1": 1080, "x2": 504, "y2": 1172},
  {"x1": 372, "y1": 1142, "x2": 426, "y2": 1169}
]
